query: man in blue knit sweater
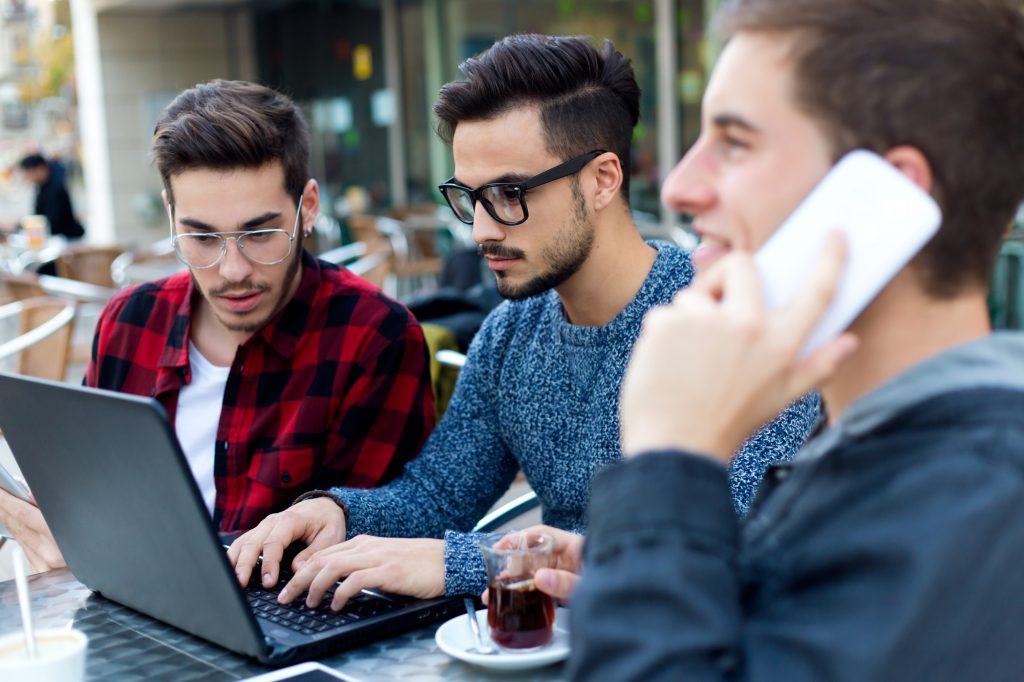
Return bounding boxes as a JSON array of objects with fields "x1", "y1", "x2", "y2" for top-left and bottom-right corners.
[{"x1": 228, "y1": 34, "x2": 819, "y2": 608}]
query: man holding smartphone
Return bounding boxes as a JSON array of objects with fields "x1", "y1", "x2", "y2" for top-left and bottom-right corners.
[
  {"x1": 0, "y1": 80, "x2": 435, "y2": 573},
  {"x1": 532, "y1": 0, "x2": 1024, "y2": 679}
]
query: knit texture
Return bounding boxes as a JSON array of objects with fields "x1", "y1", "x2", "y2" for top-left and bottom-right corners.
[{"x1": 331, "y1": 242, "x2": 820, "y2": 595}]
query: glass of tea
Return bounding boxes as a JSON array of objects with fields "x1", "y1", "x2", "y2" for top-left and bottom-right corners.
[{"x1": 478, "y1": 529, "x2": 556, "y2": 651}]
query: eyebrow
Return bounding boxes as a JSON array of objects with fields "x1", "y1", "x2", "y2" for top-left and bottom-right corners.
[
  {"x1": 711, "y1": 113, "x2": 761, "y2": 134},
  {"x1": 451, "y1": 172, "x2": 530, "y2": 188},
  {"x1": 177, "y1": 211, "x2": 283, "y2": 232}
]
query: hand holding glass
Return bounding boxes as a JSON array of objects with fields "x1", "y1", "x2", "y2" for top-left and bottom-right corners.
[{"x1": 478, "y1": 530, "x2": 556, "y2": 651}]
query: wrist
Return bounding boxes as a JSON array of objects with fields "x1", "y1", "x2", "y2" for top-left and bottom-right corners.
[{"x1": 292, "y1": 489, "x2": 350, "y2": 527}]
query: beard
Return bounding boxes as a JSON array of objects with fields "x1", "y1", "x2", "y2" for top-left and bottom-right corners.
[
  {"x1": 487, "y1": 181, "x2": 594, "y2": 301},
  {"x1": 191, "y1": 241, "x2": 304, "y2": 334}
]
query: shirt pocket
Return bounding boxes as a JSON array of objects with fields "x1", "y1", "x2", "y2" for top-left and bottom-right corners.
[{"x1": 247, "y1": 444, "x2": 317, "y2": 490}]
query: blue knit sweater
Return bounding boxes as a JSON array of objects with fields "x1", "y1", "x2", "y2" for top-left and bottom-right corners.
[{"x1": 331, "y1": 242, "x2": 820, "y2": 595}]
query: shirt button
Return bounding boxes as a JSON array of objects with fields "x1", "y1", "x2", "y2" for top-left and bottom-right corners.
[{"x1": 281, "y1": 471, "x2": 292, "y2": 484}]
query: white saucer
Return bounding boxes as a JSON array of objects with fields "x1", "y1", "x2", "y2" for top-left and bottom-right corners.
[{"x1": 435, "y1": 607, "x2": 570, "y2": 671}]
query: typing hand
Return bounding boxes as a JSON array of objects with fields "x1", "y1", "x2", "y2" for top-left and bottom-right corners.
[
  {"x1": 0, "y1": 490, "x2": 65, "y2": 573},
  {"x1": 277, "y1": 536, "x2": 445, "y2": 610},
  {"x1": 227, "y1": 497, "x2": 347, "y2": 590},
  {"x1": 621, "y1": 232, "x2": 857, "y2": 462}
]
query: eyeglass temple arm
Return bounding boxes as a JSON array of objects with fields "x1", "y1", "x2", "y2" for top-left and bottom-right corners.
[{"x1": 522, "y1": 150, "x2": 606, "y2": 190}]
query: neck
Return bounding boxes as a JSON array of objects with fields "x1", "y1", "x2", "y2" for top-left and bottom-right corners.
[
  {"x1": 191, "y1": 298, "x2": 252, "y2": 366},
  {"x1": 821, "y1": 271, "x2": 991, "y2": 421},
  {"x1": 555, "y1": 208, "x2": 657, "y2": 327}
]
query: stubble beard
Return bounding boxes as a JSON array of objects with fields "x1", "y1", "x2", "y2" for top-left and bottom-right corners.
[{"x1": 496, "y1": 181, "x2": 594, "y2": 301}]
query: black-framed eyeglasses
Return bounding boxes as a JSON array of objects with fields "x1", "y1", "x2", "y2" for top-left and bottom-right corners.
[
  {"x1": 168, "y1": 195, "x2": 303, "y2": 269},
  {"x1": 438, "y1": 149, "x2": 606, "y2": 226}
]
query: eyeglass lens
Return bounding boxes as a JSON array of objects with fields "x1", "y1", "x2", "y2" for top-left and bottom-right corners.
[
  {"x1": 446, "y1": 185, "x2": 524, "y2": 225},
  {"x1": 175, "y1": 230, "x2": 292, "y2": 268}
]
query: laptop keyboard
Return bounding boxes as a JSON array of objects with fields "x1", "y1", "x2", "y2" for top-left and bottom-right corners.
[{"x1": 245, "y1": 569, "x2": 405, "y2": 637}]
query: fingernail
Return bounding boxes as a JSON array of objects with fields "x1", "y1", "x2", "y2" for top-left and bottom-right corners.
[
  {"x1": 535, "y1": 570, "x2": 553, "y2": 591},
  {"x1": 263, "y1": 573, "x2": 273, "y2": 586},
  {"x1": 295, "y1": 560, "x2": 306, "y2": 570},
  {"x1": 278, "y1": 589, "x2": 289, "y2": 602}
]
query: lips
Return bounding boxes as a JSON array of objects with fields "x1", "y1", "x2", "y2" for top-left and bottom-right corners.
[
  {"x1": 218, "y1": 291, "x2": 264, "y2": 313},
  {"x1": 485, "y1": 257, "x2": 520, "y2": 272},
  {"x1": 691, "y1": 229, "x2": 732, "y2": 269}
]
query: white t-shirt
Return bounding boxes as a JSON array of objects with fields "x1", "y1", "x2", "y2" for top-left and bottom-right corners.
[{"x1": 175, "y1": 342, "x2": 230, "y2": 517}]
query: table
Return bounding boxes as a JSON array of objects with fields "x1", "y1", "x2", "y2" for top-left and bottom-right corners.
[{"x1": 0, "y1": 570, "x2": 567, "y2": 681}]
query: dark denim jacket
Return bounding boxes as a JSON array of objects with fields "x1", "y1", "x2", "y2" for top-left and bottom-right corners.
[{"x1": 572, "y1": 334, "x2": 1024, "y2": 682}]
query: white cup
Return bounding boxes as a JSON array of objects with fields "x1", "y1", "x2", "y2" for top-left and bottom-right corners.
[{"x1": 0, "y1": 627, "x2": 88, "y2": 682}]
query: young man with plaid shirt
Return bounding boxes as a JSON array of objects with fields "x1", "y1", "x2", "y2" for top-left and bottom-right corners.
[{"x1": 0, "y1": 80, "x2": 435, "y2": 572}]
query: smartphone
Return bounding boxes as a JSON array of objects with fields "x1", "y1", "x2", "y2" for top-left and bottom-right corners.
[
  {"x1": 239, "y1": 661, "x2": 361, "y2": 681},
  {"x1": 754, "y1": 149, "x2": 941, "y2": 357}
]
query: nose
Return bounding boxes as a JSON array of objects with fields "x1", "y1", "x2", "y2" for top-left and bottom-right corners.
[
  {"x1": 470, "y1": 201, "x2": 507, "y2": 246},
  {"x1": 661, "y1": 139, "x2": 717, "y2": 218},
  {"x1": 217, "y1": 236, "x2": 254, "y2": 282}
]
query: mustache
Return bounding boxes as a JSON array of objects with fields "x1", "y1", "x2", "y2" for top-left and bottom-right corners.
[
  {"x1": 477, "y1": 243, "x2": 526, "y2": 260},
  {"x1": 207, "y1": 281, "x2": 270, "y2": 297}
]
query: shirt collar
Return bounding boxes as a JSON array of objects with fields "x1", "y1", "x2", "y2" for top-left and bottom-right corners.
[{"x1": 157, "y1": 250, "x2": 321, "y2": 368}]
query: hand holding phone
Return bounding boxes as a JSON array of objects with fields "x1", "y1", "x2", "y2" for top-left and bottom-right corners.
[{"x1": 754, "y1": 150, "x2": 941, "y2": 357}]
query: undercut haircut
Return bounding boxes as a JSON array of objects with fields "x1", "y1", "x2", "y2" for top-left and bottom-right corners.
[{"x1": 434, "y1": 34, "x2": 641, "y2": 198}]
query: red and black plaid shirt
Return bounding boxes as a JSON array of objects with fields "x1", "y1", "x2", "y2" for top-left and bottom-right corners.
[{"x1": 85, "y1": 251, "x2": 435, "y2": 531}]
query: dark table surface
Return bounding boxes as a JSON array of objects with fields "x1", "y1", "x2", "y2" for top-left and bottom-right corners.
[{"x1": 0, "y1": 568, "x2": 567, "y2": 681}]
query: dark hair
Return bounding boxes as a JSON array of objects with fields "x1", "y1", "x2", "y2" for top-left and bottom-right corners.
[
  {"x1": 152, "y1": 80, "x2": 310, "y2": 205},
  {"x1": 716, "y1": 0, "x2": 1024, "y2": 297},
  {"x1": 19, "y1": 153, "x2": 47, "y2": 171},
  {"x1": 434, "y1": 34, "x2": 641, "y2": 197}
]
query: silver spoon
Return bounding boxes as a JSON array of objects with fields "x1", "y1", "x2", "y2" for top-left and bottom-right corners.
[{"x1": 463, "y1": 597, "x2": 496, "y2": 655}]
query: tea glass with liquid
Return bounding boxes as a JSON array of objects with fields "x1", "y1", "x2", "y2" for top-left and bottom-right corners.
[{"x1": 478, "y1": 530, "x2": 556, "y2": 651}]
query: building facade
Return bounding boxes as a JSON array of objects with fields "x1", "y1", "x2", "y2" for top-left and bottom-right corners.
[{"x1": 70, "y1": 0, "x2": 718, "y2": 245}]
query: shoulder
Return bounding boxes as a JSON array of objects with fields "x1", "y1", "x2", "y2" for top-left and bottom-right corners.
[
  {"x1": 313, "y1": 258, "x2": 422, "y2": 341},
  {"x1": 648, "y1": 241, "x2": 695, "y2": 289},
  {"x1": 100, "y1": 271, "x2": 190, "y2": 329}
]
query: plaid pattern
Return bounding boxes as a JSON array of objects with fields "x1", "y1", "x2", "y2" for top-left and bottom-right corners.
[{"x1": 85, "y1": 250, "x2": 435, "y2": 531}]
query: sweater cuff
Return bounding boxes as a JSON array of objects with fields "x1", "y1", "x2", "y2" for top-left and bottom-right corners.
[
  {"x1": 586, "y1": 450, "x2": 737, "y2": 562},
  {"x1": 443, "y1": 530, "x2": 489, "y2": 596}
]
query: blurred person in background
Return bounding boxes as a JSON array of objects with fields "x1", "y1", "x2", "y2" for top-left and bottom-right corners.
[{"x1": 19, "y1": 153, "x2": 84, "y2": 240}]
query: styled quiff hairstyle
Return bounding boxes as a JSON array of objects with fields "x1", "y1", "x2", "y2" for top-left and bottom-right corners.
[
  {"x1": 152, "y1": 80, "x2": 310, "y2": 205},
  {"x1": 434, "y1": 34, "x2": 641, "y2": 197},
  {"x1": 717, "y1": 0, "x2": 1024, "y2": 297}
]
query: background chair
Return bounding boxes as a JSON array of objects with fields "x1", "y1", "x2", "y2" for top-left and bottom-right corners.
[
  {"x1": 55, "y1": 244, "x2": 125, "y2": 289},
  {"x1": 110, "y1": 238, "x2": 185, "y2": 289},
  {"x1": 0, "y1": 296, "x2": 76, "y2": 381},
  {"x1": 319, "y1": 240, "x2": 394, "y2": 290}
]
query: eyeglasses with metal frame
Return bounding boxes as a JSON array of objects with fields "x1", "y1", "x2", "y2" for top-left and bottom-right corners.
[
  {"x1": 168, "y1": 194, "x2": 304, "y2": 269},
  {"x1": 438, "y1": 149, "x2": 607, "y2": 226}
]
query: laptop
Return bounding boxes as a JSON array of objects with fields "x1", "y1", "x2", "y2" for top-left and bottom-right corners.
[{"x1": 0, "y1": 372, "x2": 463, "y2": 665}]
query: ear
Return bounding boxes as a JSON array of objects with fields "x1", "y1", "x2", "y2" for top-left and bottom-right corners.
[
  {"x1": 300, "y1": 179, "x2": 320, "y2": 235},
  {"x1": 883, "y1": 146, "x2": 933, "y2": 195},
  {"x1": 591, "y1": 152, "x2": 624, "y2": 211}
]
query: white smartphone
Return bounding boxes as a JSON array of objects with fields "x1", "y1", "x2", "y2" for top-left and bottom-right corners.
[
  {"x1": 754, "y1": 149, "x2": 941, "y2": 357},
  {"x1": 239, "y1": 661, "x2": 362, "y2": 681}
]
